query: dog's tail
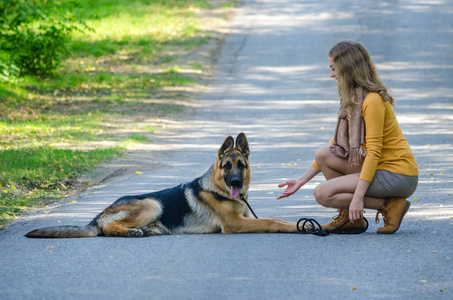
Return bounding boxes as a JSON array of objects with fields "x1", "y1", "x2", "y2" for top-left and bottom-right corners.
[{"x1": 25, "y1": 224, "x2": 98, "y2": 238}]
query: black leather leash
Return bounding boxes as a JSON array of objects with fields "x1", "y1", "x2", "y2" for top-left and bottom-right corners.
[
  {"x1": 294, "y1": 217, "x2": 369, "y2": 236},
  {"x1": 239, "y1": 194, "x2": 369, "y2": 236},
  {"x1": 240, "y1": 194, "x2": 259, "y2": 219}
]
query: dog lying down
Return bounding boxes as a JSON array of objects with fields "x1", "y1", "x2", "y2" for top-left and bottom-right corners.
[{"x1": 26, "y1": 133, "x2": 298, "y2": 238}]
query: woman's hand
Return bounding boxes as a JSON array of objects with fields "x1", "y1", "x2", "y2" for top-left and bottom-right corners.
[
  {"x1": 277, "y1": 179, "x2": 305, "y2": 200},
  {"x1": 349, "y1": 179, "x2": 369, "y2": 222},
  {"x1": 277, "y1": 166, "x2": 320, "y2": 200},
  {"x1": 349, "y1": 196, "x2": 364, "y2": 223}
]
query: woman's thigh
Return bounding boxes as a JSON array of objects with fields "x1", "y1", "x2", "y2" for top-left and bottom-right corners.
[
  {"x1": 314, "y1": 173, "x2": 360, "y2": 201},
  {"x1": 315, "y1": 146, "x2": 363, "y2": 176}
]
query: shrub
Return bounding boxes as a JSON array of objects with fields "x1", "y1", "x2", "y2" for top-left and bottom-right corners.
[
  {"x1": 0, "y1": 50, "x2": 19, "y2": 84},
  {"x1": 0, "y1": 0, "x2": 90, "y2": 77}
]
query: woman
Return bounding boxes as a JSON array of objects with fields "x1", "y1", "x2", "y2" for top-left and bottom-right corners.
[{"x1": 277, "y1": 40, "x2": 418, "y2": 234}]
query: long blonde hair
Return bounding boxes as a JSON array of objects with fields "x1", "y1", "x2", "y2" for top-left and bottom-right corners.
[{"x1": 329, "y1": 40, "x2": 393, "y2": 115}]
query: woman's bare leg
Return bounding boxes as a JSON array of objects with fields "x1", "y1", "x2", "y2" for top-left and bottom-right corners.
[
  {"x1": 314, "y1": 146, "x2": 361, "y2": 179},
  {"x1": 314, "y1": 174, "x2": 385, "y2": 210},
  {"x1": 313, "y1": 146, "x2": 385, "y2": 210}
]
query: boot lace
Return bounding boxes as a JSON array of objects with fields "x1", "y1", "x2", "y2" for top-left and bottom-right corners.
[
  {"x1": 375, "y1": 207, "x2": 389, "y2": 224},
  {"x1": 331, "y1": 209, "x2": 348, "y2": 226}
]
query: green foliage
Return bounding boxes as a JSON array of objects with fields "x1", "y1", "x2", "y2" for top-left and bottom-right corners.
[
  {"x1": 0, "y1": 51, "x2": 20, "y2": 84},
  {"x1": 0, "y1": 0, "x2": 91, "y2": 77}
]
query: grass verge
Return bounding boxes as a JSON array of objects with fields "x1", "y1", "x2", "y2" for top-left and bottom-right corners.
[
  {"x1": 0, "y1": 0, "x2": 237, "y2": 229},
  {"x1": 0, "y1": 146, "x2": 123, "y2": 219}
]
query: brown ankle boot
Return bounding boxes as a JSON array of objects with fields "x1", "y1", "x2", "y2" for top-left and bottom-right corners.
[
  {"x1": 321, "y1": 209, "x2": 368, "y2": 234},
  {"x1": 376, "y1": 198, "x2": 411, "y2": 234}
]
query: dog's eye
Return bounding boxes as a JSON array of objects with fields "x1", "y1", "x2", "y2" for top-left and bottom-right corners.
[
  {"x1": 237, "y1": 161, "x2": 244, "y2": 169},
  {"x1": 223, "y1": 162, "x2": 232, "y2": 170}
]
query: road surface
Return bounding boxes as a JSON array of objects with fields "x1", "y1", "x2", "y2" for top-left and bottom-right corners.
[{"x1": 1, "y1": 0, "x2": 452, "y2": 299}]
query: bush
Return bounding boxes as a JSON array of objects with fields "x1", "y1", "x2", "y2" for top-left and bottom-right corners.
[
  {"x1": 0, "y1": 0, "x2": 90, "y2": 77},
  {"x1": 0, "y1": 51, "x2": 19, "y2": 84}
]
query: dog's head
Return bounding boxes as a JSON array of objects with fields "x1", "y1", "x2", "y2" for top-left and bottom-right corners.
[{"x1": 215, "y1": 132, "x2": 251, "y2": 199}]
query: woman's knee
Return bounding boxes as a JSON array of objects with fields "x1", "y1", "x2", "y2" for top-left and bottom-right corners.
[
  {"x1": 314, "y1": 184, "x2": 331, "y2": 207},
  {"x1": 314, "y1": 145, "x2": 331, "y2": 167}
]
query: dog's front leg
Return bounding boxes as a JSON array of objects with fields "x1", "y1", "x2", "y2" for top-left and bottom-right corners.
[{"x1": 222, "y1": 216, "x2": 298, "y2": 233}]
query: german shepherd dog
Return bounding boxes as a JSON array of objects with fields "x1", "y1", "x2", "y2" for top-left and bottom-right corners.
[{"x1": 26, "y1": 133, "x2": 297, "y2": 238}]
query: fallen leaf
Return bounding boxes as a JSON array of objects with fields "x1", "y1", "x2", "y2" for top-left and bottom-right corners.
[
  {"x1": 413, "y1": 197, "x2": 419, "y2": 200},
  {"x1": 350, "y1": 287, "x2": 357, "y2": 290},
  {"x1": 440, "y1": 289, "x2": 447, "y2": 292},
  {"x1": 69, "y1": 200, "x2": 76, "y2": 203},
  {"x1": 135, "y1": 171, "x2": 143, "y2": 174},
  {"x1": 420, "y1": 280, "x2": 427, "y2": 283},
  {"x1": 433, "y1": 250, "x2": 438, "y2": 253}
]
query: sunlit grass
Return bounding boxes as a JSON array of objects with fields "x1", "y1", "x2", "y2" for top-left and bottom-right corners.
[
  {"x1": 0, "y1": 111, "x2": 112, "y2": 148},
  {"x1": 68, "y1": 0, "x2": 206, "y2": 59},
  {"x1": 0, "y1": 146, "x2": 124, "y2": 227},
  {"x1": 0, "y1": 0, "x2": 236, "y2": 228}
]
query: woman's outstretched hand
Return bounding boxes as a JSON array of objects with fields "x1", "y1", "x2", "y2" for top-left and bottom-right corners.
[{"x1": 277, "y1": 179, "x2": 304, "y2": 200}]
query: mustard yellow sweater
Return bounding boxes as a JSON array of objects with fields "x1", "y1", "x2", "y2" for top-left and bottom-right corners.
[{"x1": 313, "y1": 92, "x2": 419, "y2": 182}]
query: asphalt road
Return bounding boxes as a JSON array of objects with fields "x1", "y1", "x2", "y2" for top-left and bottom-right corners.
[{"x1": 1, "y1": 0, "x2": 452, "y2": 299}]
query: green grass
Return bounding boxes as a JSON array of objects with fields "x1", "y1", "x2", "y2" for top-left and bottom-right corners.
[
  {"x1": 66, "y1": 0, "x2": 208, "y2": 60},
  {"x1": 142, "y1": 126, "x2": 156, "y2": 133},
  {"x1": 124, "y1": 134, "x2": 148, "y2": 144},
  {"x1": 0, "y1": 0, "x2": 239, "y2": 228},
  {"x1": 0, "y1": 146, "x2": 124, "y2": 225}
]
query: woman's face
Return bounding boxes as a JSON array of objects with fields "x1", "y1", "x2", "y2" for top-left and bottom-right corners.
[{"x1": 328, "y1": 56, "x2": 338, "y2": 82}]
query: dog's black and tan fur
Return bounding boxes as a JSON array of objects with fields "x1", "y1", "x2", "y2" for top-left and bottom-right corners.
[{"x1": 26, "y1": 133, "x2": 297, "y2": 238}]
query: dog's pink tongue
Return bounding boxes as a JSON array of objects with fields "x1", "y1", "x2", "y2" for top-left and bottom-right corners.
[{"x1": 230, "y1": 186, "x2": 241, "y2": 198}]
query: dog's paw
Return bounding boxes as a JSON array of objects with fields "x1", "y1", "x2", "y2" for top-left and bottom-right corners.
[
  {"x1": 302, "y1": 222, "x2": 314, "y2": 231},
  {"x1": 127, "y1": 229, "x2": 144, "y2": 237},
  {"x1": 127, "y1": 227, "x2": 153, "y2": 237},
  {"x1": 138, "y1": 226, "x2": 153, "y2": 237}
]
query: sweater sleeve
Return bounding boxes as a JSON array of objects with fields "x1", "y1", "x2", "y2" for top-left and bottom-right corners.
[{"x1": 360, "y1": 94, "x2": 385, "y2": 182}]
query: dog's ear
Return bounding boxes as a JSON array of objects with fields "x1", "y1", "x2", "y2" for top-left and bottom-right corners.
[
  {"x1": 218, "y1": 136, "x2": 234, "y2": 159},
  {"x1": 235, "y1": 132, "x2": 250, "y2": 159}
]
